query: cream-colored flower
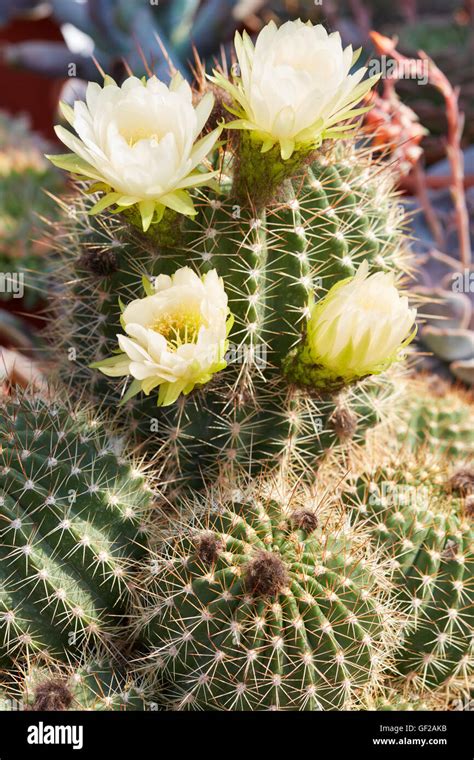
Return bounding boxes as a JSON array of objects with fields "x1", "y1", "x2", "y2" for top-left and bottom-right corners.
[
  {"x1": 48, "y1": 73, "x2": 220, "y2": 230},
  {"x1": 92, "y1": 268, "x2": 233, "y2": 407},
  {"x1": 284, "y1": 260, "x2": 416, "y2": 390},
  {"x1": 211, "y1": 19, "x2": 379, "y2": 159}
]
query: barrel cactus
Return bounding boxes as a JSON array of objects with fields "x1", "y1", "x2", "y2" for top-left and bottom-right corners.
[
  {"x1": 0, "y1": 391, "x2": 153, "y2": 668},
  {"x1": 342, "y1": 447, "x2": 473, "y2": 691},
  {"x1": 45, "y1": 20, "x2": 416, "y2": 488},
  {"x1": 134, "y1": 475, "x2": 399, "y2": 711}
]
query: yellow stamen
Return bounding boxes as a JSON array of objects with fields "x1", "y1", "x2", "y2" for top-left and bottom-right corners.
[{"x1": 152, "y1": 310, "x2": 203, "y2": 350}]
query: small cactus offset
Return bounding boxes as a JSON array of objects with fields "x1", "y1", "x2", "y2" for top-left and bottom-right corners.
[
  {"x1": 0, "y1": 391, "x2": 153, "y2": 668},
  {"x1": 341, "y1": 447, "x2": 473, "y2": 691},
  {"x1": 19, "y1": 658, "x2": 148, "y2": 711},
  {"x1": 0, "y1": 656, "x2": 148, "y2": 711},
  {"x1": 134, "y1": 474, "x2": 399, "y2": 711}
]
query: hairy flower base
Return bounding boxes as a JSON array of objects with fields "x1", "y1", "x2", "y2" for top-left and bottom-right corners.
[
  {"x1": 233, "y1": 131, "x2": 312, "y2": 205},
  {"x1": 282, "y1": 349, "x2": 369, "y2": 393},
  {"x1": 121, "y1": 205, "x2": 183, "y2": 247}
]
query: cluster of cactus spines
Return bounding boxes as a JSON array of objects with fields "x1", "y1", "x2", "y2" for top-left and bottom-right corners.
[
  {"x1": 0, "y1": 390, "x2": 153, "y2": 669},
  {"x1": 341, "y1": 446, "x2": 473, "y2": 692},
  {"x1": 46, "y1": 137, "x2": 411, "y2": 485},
  {"x1": 372, "y1": 692, "x2": 430, "y2": 711},
  {"x1": 371, "y1": 676, "x2": 474, "y2": 713},
  {"x1": 395, "y1": 374, "x2": 474, "y2": 458},
  {"x1": 133, "y1": 474, "x2": 400, "y2": 711},
  {"x1": 368, "y1": 674, "x2": 474, "y2": 711}
]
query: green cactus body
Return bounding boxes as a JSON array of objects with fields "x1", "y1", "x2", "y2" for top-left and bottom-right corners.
[
  {"x1": 396, "y1": 376, "x2": 474, "y2": 458},
  {"x1": 48, "y1": 142, "x2": 408, "y2": 484},
  {"x1": 0, "y1": 393, "x2": 152, "y2": 667},
  {"x1": 136, "y1": 478, "x2": 397, "y2": 710},
  {"x1": 374, "y1": 693, "x2": 429, "y2": 711},
  {"x1": 343, "y1": 454, "x2": 473, "y2": 689}
]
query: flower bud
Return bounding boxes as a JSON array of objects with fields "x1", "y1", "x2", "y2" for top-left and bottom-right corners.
[{"x1": 283, "y1": 261, "x2": 417, "y2": 392}]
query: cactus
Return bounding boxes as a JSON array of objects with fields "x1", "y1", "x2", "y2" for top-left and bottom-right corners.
[
  {"x1": 47, "y1": 137, "x2": 411, "y2": 486},
  {"x1": 418, "y1": 287, "x2": 474, "y2": 388},
  {"x1": 342, "y1": 446, "x2": 473, "y2": 691},
  {"x1": 19, "y1": 658, "x2": 147, "y2": 711},
  {"x1": 5, "y1": 16, "x2": 457, "y2": 715},
  {"x1": 373, "y1": 693, "x2": 430, "y2": 711},
  {"x1": 0, "y1": 111, "x2": 64, "y2": 309},
  {"x1": 395, "y1": 374, "x2": 474, "y2": 457},
  {"x1": 134, "y1": 474, "x2": 399, "y2": 711},
  {"x1": 0, "y1": 391, "x2": 153, "y2": 669},
  {"x1": 0, "y1": 656, "x2": 148, "y2": 711}
]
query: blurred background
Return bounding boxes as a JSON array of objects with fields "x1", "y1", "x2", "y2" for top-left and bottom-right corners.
[{"x1": 0, "y1": 0, "x2": 473, "y2": 390}]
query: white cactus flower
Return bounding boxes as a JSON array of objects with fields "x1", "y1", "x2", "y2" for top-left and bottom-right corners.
[
  {"x1": 284, "y1": 260, "x2": 417, "y2": 390},
  {"x1": 48, "y1": 73, "x2": 220, "y2": 230},
  {"x1": 211, "y1": 19, "x2": 379, "y2": 159},
  {"x1": 93, "y1": 268, "x2": 233, "y2": 407}
]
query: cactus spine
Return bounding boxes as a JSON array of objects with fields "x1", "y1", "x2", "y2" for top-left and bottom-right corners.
[
  {"x1": 395, "y1": 375, "x2": 474, "y2": 457},
  {"x1": 342, "y1": 448, "x2": 473, "y2": 691}
]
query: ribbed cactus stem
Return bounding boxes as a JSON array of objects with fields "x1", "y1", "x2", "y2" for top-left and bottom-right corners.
[
  {"x1": 0, "y1": 392, "x2": 153, "y2": 666},
  {"x1": 342, "y1": 447, "x2": 473, "y2": 690},
  {"x1": 232, "y1": 132, "x2": 309, "y2": 207}
]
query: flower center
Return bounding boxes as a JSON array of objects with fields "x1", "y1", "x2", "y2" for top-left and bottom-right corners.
[
  {"x1": 123, "y1": 128, "x2": 164, "y2": 147},
  {"x1": 115, "y1": 109, "x2": 167, "y2": 147},
  {"x1": 152, "y1": 309, "x2": 203, "y2": 350}
]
